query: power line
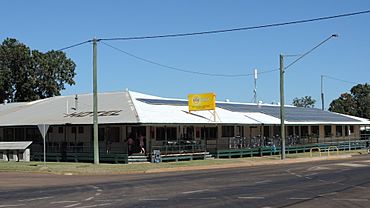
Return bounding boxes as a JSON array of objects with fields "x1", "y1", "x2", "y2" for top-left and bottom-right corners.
[
  {"x1": 101, "y1": 41, "x2": 278, "y2": 77},
  {"x1": 323, "y1": 75, "x2": 359, "y2": 85},
  {"x1": 100, "y1": 10, "x2": 370, "y2": 41},
  {"x1": 285, "y1": 34, "x2": 338, "y2": 70},
  {"x1": 57, "y1": 40, "x2": 92, "y2": 51},
  {"x1": 57, "y1": 10, "x2": 370, "y2": 51}
]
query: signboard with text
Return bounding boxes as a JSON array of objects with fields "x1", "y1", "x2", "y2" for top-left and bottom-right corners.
[{"x1": 188, "y1": 93, "x2": 216, "y2": 111}]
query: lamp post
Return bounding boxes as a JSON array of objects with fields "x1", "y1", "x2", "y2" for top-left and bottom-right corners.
[
  {"x1": 321, "y1": 75, "x2": 325, "y2": 110},
  {"x1": 279, "y1": 34, "x2": 338, "y2": 160}
]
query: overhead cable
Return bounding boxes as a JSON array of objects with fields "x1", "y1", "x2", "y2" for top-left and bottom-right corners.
[
  {"x1": 101, "y1": 41, "x2": 278, "y2": 77},
  {"x1": 323, "y1": 75, "x2": 359, "y2": 85},
  {"x1": 285, "y1": 34, "x2": 338, "y2": 70},
  {"x1": 100, "y1": 10, "x2": 370, "y2": 41}
]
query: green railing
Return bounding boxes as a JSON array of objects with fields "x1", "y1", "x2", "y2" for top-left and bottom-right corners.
[
  {"x1": 31, "y1": 151, "x2": 128, "y2": 164},
  {"x1": 213, "y1": 139, "x2": 369, "y2": 159}
]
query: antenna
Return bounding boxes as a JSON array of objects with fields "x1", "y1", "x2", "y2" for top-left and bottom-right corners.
[
  {"x1": 253, "y1": 69, "x2": 258, "y2": 103},
  {"x1": 74, "y1": 94, "x2": 78, "y2": 111}
]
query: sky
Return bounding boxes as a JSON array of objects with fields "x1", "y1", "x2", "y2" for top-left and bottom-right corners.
[{"x1": 1, "y1": 0, "x2": 369, "y2": 109}]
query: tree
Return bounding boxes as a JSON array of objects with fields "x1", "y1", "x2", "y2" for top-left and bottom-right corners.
[
  {"x1": 329, "y1": 83, "x2": 370, "y2": 119},
  {"x1": 0, "y1": 38, "x2": 76, "y2": 103},
  {"x1": 292, "y1": 96, "x2": 316, "y2": 108}
]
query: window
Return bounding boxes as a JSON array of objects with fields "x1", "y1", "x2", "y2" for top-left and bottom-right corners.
[
  {"x1": 71, "y1": 127, "x2": 76, "y2": 134},
  {"x1": 166, "y1": 127, "x2": 177, "y2": 140},
  {"x1": 222, "y1": 126, "x2": 234, "y2": 137},
  {"x1": 350, "y1": 126, "x2": 354, "y2": 134},
  {"x1": 287, "y1": 126, "x2": 294, "y2": 137},
  {"x1": 301, "y1": 126, "x2": 309, "y2": 137},
  {"x1": 48, "y1": 127, "x2": 53, "y2": 133},
  {"x1": 109, "y1": 127, "x2": 120, "y2": 142},
  {"x1": 311, "y1": 126, "x2": 319, "y2": 138},
  {"x1": 26, "y1": 128, "x2": 42, "y2": 143},
  {"x1": 294, "y1": 126, "x2": 299, "y2": 136},
  {"x1": 201, "y1": 127, "x2": 218, "y2": 139},
  {"x1": 15, "y1": 128, "x2": 25, "y2": 141},
  {"x1": 324, "y1": 125, "x2": 332, "y2": 137},
  {"x1": 182, "y1": 127, "x2": 194, "y2": 140},
  {"x1": 336, "y1": 125, "x2": 343, "y2": 137},
  {"x1": 273, "y1": 126, "x2": 280, "y2": 137},
  {"x1": 156, "y1": 127, "x2": 165, "y2": 141},
  {"x1": 236, "y1": 126, "x2": 243, "y2": 137},
  {"x1": 98, "y1": 128, "x2": 105, "y2": 141},
  {"x1": 345, "y1": 126, "x2": 349, "y2": 136},
  {"x1": 4, "y1": 128, "x2": 14, "y2": 141},
  {"x1": 78, "y1": 127, "x2": 84, "y2": 134},
  {"x1": 58, "y1": 127, "x2": 64, "y2": 134}
]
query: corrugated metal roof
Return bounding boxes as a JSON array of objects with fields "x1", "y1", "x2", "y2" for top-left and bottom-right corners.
[
  {"x1": 0, "y1": 91, "x2": 138, "y2": 126},
  {"x1": 0, "y1": 141, "x2": 33, "y2": 150},
  {"x1": 0, "y1": 90, "x2": 369, "y2": 126}
]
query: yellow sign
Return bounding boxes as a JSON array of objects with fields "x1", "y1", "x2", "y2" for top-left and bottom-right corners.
[{"x1": 188, "y1": 93, "x2": 216, "y2": 111}]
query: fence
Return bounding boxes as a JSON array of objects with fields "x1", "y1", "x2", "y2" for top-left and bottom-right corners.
[{"x1": 213, "y1": 138, "x2": 369, "y2": 159}]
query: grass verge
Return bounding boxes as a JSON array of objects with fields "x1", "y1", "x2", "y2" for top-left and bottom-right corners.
[{"x1": 0, "y1": 150, "x2": 366, "y2": 175}]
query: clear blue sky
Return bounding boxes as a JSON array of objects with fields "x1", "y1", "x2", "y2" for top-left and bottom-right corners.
[{"x1": 1, "y1": 1, "x2": 369, "y2": 109}]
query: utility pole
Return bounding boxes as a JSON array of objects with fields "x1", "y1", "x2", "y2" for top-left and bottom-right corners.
[
  {"x1": 279, "y1": 54, "x2": 286, "y2": 160},
  {"x1": 321, "y1": 75, "x2": 325, "y2": 110},
  {"x1": 93, "y1": 38, "x2": 99, "y2": 164},
  {"x1": 253, "y1": 69, "x2": 258, "y2": 103}
]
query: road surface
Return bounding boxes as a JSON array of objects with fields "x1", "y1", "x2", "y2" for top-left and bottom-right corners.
[{"x1": 1, "y1": 155, "x2": 370, "y2": 208}]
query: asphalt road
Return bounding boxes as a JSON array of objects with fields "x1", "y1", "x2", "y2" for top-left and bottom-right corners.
[{"x1": 1, "y1": 155, "x2": 370, "y2": 208}]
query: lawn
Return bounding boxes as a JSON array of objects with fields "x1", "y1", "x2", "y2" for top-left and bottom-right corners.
[{"x1": 0, "y1": 150, "x2": 366, "y2": 175}]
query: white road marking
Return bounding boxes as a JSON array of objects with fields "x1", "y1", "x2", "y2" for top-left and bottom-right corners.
[
  {"x1": 18, "y1": 196, "x2": 54, "y2": 202},
  {"x1": 0, "y1": 205, "x2": 25, "y2": 208},
  {"x1": 307, "y1": 166, "x2": 331, "y2": 171},
  {"x1": 182, "y1": 189, "x2": 208, "y2": 194},
  {"x1": 50, "y1": 201, "x2": 78, "y2": 204},
  {"x1": 288, "y1": 197, "x2": 311, "y2": 200},
  {"x1": 358, "y1": 160, "x2": 370, "y2": 163},
  {"x1": 97, "y1": 189, "x2": 102, "y2": 192},
  {"x1": 76, "y1": 203, "x2": 112, "y2": 208},
  {"x1": 96, "y1": 199, "x2": 123, "y2": 202},
  {"x1": 238, "y1": 196, "x2": 265, "y2": 199},
  {"x1": 95, "y1": 193, "x2": 101, "y2": 196},
  {"x1": 305, "y1": 173, "x2": 318, "y2": 177},
  {"x1": 85, "y1": 197, "x2": 94, "y2": 201},
  {"x1": 334, "y1": 163, "x2": 368, "y2": 167},
  {"x1": 188, "y1": 197, "x2": 217, "y2": 200},
  {"x1": 139, "y1": 198, "x2": 168, "y2": 201},
  {"x1": 318, "y1": 192, "x2": 337, "y2": 197},
  {"x1": 305, "y1": 177, "x2": 312, "y2": 180},
  {"x1": 255, "y1": 180, "x2": 271, "y2": 184},
  {"x1": 333, "y1": 198, "x2": 369, "y2": 202},
  {"x1": 64, "y1": 203, "x2": 81, "y2": 208}
]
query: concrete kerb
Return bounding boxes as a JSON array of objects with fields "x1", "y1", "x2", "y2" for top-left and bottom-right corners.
[{"x1": 144, "y1": 154, "x2": 353, "y2": 174}]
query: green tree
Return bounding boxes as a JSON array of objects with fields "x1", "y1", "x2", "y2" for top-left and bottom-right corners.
[
  {"x1": 292, "y1": 96, "x2": 316, "y2": 108},
  {"x1": 0, "y1": 38, "x2": 76, "y2": 103},
  {"x1": 329, "y1": 83, "x2": 370, "y2": 119}
]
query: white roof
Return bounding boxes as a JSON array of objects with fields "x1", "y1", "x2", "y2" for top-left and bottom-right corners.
[
  {"x1": 0, "y1": 91, "x2": 138, "y2": 126},
  {"x1": 0, "y1": 141, "x2": 33, "y2": 150},
  {"x1": 0, "y1": 90, "x2": 369, "y2": 126}
]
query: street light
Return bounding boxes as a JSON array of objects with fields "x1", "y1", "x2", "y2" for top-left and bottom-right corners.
[{"x1": 280, "y1": 34, "x2": 338, "y2": 160}]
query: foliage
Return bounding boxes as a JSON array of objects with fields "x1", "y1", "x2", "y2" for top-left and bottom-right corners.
[
  {"x1": 0, "y1": 38, "x2": 76, "y2": 103},
  {"x1": 292, "y1": 96, "x2": 316, "y2": 108},
  {"x1": 329, "y1": 83, "x2": 370, "y2": 119}
]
